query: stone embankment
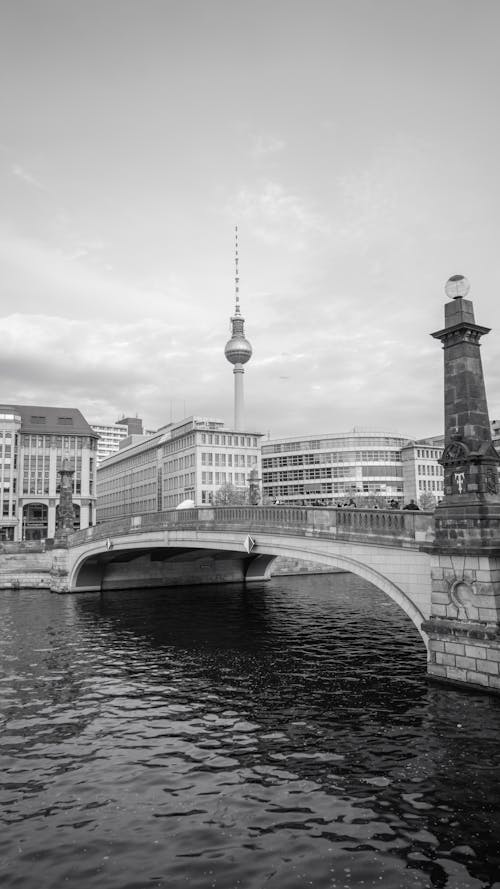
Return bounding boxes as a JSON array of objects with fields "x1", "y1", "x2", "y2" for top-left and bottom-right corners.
[
  {"x1": 0, "y1": 542, "x2": 67, "y2": 590},
  {"x1": 271, "y1": 556, "x2": 344, "y2": 576}
]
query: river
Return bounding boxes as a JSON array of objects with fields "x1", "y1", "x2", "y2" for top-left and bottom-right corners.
[{"x1": 1, "y1": 573, "x2": 500, "y2": 888}]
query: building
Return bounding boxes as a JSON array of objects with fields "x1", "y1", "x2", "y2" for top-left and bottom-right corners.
[
  {"x1": 91, "y1": 416, "x2": 146, "y2": 465},
  {"x1": 91, "y1": 420, "x2": 129, "y2": 465},
  {"x1": 0, "y1": 404, "x2": 98, "y2": 541},
  {"x1": 261, "y1": 430, "x2": 410, "y2": 507},
  {"x1": 400, "y1": 436, "x2": 445, "y2": 507},
  {"x1": 97, "y1": 415, "x2": 262, "y2": 521}
]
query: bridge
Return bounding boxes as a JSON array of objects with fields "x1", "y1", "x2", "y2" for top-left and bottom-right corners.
[
  {"x1": 51, "y1": 280, "x2": 500, "y2": 695},
  {"x1": 61, "y1": 505, "x2": 435, "y2": 643}
]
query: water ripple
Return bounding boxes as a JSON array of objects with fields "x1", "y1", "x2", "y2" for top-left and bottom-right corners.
[{"x1": 1, "y1": 576, "x2": 500, "y2": 887}]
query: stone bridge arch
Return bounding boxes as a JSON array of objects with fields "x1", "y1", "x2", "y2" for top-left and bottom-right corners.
[{"x1": 67, "y1": 524, "x2": 431, "y2": 649}]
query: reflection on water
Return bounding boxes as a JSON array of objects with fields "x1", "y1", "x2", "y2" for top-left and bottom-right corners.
[{"x1": 1, "y1": 573, "x2": 500, "y2": 888}]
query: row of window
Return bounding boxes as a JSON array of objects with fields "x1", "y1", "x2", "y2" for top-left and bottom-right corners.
[
  {"x1": 21, "y1": 435, "x2": 96, "y2": 450},
  {"x1": 418, "y1": 464, "x2": 444, "y2": 475},
  {"x1": 165, "y1": 473, "x2": 196, "y2": 491},
  {"x1": 265, "y1": 482, "x2": 404, "y2": 497},
  {"x1": 199, "y1": 434, "x2": 258, "y2": 448},
  {"x1": 162, "y1": 434, "x2": 196, "y2": 455},
  {"x1": 97, "y1": 464, "x2": 157, "y2": 493},
  {"x1": 262, "y1": 450, "x2": 402, "y2": 469},
  {"x1": 263, "y1": 465, "x2": 403, "y2": 483},
  {"x1": 201, "y1": 472, "x2": 247, "y2": 486},
  {"x1": 263, "y1": 437, "x2": 408, "y2": 454},
  {"x1": 419, "y1": 479, "x2": 443, "y2": 491},
  {"x1": 99, "y1": 447, "x2": 158, "y2": 476},
  {"x1": 416, "y1": 448, "x2": 442, "y2": 459},
  {"x1": 22, "y1": 481, "x2": 86, "y2": 495},
  {"x1": 201, "y1": 452, "x2": 256, "y2": 467},
  {"x1": 99, "y1": 498, "x2": 156, "y2": 518},
  {"x1": 165, "y1": 454, "x2": 196, "y2": 472}
]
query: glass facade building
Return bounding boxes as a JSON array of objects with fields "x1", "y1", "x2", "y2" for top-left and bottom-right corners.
[{"x1": 261, "y1": 430, "x2": 410, "y2": 506}]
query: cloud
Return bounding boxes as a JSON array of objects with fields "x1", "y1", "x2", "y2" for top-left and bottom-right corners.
[
  {"x1": 0, "y1": 226, "x2": 197, "y2": 327},
  {"x1": 227, "y1": 181, "x2": 331, "y2": 248},
  {"x1": 0, "y1": 312, "x2": 246, "y2": 430},
  {"x1": 251, "y1": 134, "x2": 286, "y2": 157},
  {"x1": 11, "y1": 163, "x2": 46, "y2": 190}
]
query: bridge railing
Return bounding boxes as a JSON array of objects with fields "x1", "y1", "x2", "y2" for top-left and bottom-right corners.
[{"x1": 69, "y1": 506, "x2": 435, "y2": 548}]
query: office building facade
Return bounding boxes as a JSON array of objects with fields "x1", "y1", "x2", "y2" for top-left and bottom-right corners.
[
  {"x1": 0, "y1": 404, "x2": 98, "y2": 541},
  {"x1": 91, "y1": 417, "x2": 147, "y2": 465},
  {"x1": 261, "y1": 430, "x2": 411, "y2": 506},
  {"x1": 97, "y1": 415, "x2": 262, "y2": 521},
  {"x1": 400, "y1": 436, "x2": 445, "y2": 506}
]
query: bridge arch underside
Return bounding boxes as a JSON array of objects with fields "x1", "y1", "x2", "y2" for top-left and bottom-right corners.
[{"x1": 70, "y1": 531, "x2": 431, "y2": 646}]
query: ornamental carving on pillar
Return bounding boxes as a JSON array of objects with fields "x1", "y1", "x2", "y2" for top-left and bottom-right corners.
[
  {"x1": 440, "y1": 440, "x2": 469, "y2": 464},
  {"x1": 486, "y1": 466, "x2": 498, "y2": 495}
]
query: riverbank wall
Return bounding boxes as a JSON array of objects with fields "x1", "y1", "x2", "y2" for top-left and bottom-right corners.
[
  {"x1": 0, "y1": 543, "x2": 62, "y2": 589},
  {"x1": 271, "y1": 556, "x2": 345, "y2": 576}
]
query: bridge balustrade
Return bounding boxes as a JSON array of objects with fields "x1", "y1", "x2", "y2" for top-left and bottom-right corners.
[{"x1": 69, "y1": 506, "x2": 434, "y2": 548}]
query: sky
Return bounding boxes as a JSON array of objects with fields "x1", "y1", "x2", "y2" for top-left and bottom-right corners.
[{"x1": 1, "y1": 0, "x2": 500, "y2": 440}]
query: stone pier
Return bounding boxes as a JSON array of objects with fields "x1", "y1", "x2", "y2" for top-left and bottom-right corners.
[{"x1": 423, "y1": 276, "x2": 500, "y2": 692}]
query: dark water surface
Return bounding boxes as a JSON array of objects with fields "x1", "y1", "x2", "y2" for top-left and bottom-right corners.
[{"x1": 1, "y1": 574, "x2": 500, "y2": 889}]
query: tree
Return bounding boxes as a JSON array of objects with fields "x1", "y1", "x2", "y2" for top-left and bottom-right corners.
[
  {"x1": 419, "y1": 492, "x2": 437, "y2": 511},
  {"x1": 213, "y1": 483, "x2": 249, "y2": 506}
]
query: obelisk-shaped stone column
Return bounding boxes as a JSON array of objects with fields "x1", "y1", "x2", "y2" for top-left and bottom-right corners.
[
  {"x1": 56, "y1": 455, "x2": 75, "y2": 543},
  {"x1": 424, "y1": 276, "x2": 500, "y2": 692}
]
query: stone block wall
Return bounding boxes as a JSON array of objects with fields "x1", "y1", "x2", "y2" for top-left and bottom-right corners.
[
  {"x1": 428, "y1": 631, "x2": 500, "y2": 691},
  {"x1": 0, "y1": 549, "x2": 66, "y2": 590},
  {"x1": 424, "y1": 552, "x2": 500, "y2": 692}
]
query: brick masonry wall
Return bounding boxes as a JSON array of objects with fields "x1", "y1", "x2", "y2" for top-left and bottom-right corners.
[
  {"x1": 424, "y1": 552, "x2": 500, "y2": 692},
  {"x1": 428, "y1": 634, "x2": 500, "y2": 691}
]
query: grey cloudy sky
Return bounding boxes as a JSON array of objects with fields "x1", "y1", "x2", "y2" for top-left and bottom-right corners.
[{"x1": 2, "y1": 0, "x2": 500, "y2": 438}]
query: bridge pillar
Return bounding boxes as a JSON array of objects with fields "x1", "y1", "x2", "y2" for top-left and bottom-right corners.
[
  {"x1": 423, "y1": 276, "x2": 500, "y2": 692},
  {"x1": 49, "y1": 548, "x2": 70, "y2": 592}
]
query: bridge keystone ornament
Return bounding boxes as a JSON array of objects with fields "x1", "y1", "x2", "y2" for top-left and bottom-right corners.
[{"x1": 424, "y1": 276, "x2": 500, "y2": 693}]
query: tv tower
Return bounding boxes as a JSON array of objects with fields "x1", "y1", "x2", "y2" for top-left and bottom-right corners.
[{"x1": 224, "y1": 226, "x2": 252, "y2": 431}]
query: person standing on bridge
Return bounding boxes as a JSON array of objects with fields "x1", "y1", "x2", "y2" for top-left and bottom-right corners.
[{"x1": 403, "y1": 499, "x2": 420, "y2": 510}]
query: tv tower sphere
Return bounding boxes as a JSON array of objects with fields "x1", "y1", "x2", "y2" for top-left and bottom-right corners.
[{"x1": 224, "y1": 326, "x2": 252, "y2": 365}]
